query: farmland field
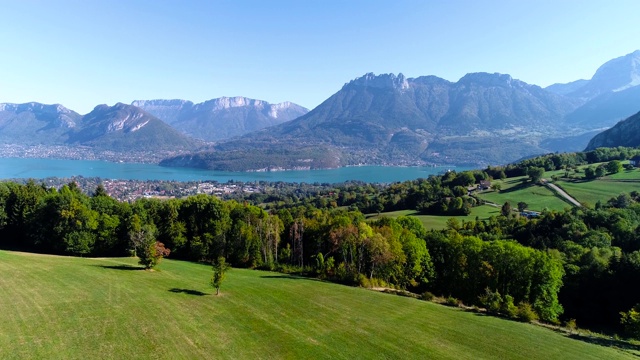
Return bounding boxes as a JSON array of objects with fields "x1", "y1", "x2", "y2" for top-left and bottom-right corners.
[
  {"x1": 0, "y1": 250, "x2": 635, "y2": 359},
  {"x1": 553, "y1": 168, "x2": 640, "y2": 206},
  {"x1": 368, "y1": 205, "x2": 500, "y2": 230},
  {"x1": 477, "y1": 184, "x2": 571, "y2": 212}
]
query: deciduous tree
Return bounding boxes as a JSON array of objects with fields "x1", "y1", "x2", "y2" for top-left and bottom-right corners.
[{"x1": 211, "y1": 256, "x2": 231, "y2": 295}]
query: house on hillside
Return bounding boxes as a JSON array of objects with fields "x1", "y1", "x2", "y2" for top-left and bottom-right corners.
[
  {"x1": 630, "y1": 156, "x2": 640, "y2": 167},
  {"x1": 479, "y1": 180, "x2": 491, "y2": 190}
]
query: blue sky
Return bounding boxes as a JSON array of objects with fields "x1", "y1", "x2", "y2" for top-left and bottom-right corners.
[{"x1": 1, "y1": 0, "x2": 639, "y2": 114}]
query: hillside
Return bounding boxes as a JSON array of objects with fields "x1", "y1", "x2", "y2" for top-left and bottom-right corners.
[
  {"x1": 0, "y1": 102, "x2": 81, "y2": 144},
  {"x1": 0, "y1": 251, "x2": 633, "y2": 359},
  {"x1": 132, "y1": 97, "x2": 308, "y2": 141},
  {"x1": 549, "y1": 50, "x2": 640, "y2": 130},
  {"x1": 163, "y1": 72, "x2": 582, "y2": 170},
  {"x1": 585, "y1": 111, "x2": 640, "y2": 149},
  {"x1": 68, "y1": 103, "x2": 201, "y2": 151}
]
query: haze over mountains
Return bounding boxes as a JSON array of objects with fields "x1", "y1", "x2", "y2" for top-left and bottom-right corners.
[
  {"x1": 0, "y1": 102, "x2": 199, "y2": 153},
  {"x1": 163, "y1": 50, "x2": 640, "y2": 170},
  {"x1": 132, "y1": 97, "x2": 308, "y2": 141},
  {"x1": 3, "y1": 50, "x2": 640, "y2": 170}
]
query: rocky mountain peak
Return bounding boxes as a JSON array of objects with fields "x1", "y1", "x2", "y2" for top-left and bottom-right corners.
[
  {"x1": 346, "y1": 73, "x2": 410, "y2": 91},
  {"x1": 566, "y1": 50, "x2": 640, "y2": 99},
  {"x1": 131, "y1": 99, "x2": 194, "y2": 108},
  {"x1": 458, "y1": 72, "x2": 518, "y2": 87}
]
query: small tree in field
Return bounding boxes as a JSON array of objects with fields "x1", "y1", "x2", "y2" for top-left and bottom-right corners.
[
  {"x1": 211, "y1": 256, "x2": 231, "y2": 295},
  {"x1": 501, "y1": 202, "x2": 512, "y2": 217},
  {"x1": 139, "y1": 239, "x2": 171, "y2": 270},
  {"x1": 517, "y1": 202, "x2": 528, "y2": 212},
  {"x1": 135, "y1": 223, "x2": 170, "y2": 270}
]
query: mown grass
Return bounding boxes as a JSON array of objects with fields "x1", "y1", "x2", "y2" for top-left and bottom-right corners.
[
  {"x1": 0, "y1": 250, "x2": 636, "y2": 359},
  {"x1": 477, "y1": 184, "x2": 570, "y2": 212},
  {"x1": 367, "y1": 205, "x2": 500, "y2": 230},
  {"x1": 547, "y1": 166, "x2": 640, "y2": 206},
  {"x1": 554, "y1": 180, "x2": 640, "y2": 206}
]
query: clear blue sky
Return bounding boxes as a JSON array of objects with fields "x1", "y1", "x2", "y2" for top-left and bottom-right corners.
[{"x1": 1, "y1": 0, "x2": 639, "y2": 114}]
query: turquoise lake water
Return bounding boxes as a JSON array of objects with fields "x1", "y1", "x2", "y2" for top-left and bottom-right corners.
[{"x1": 0, "y1": 158, "x2": 472, "y2": 183}]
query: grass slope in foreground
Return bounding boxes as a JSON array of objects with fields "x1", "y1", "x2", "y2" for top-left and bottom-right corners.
[{"x1": 0, "y1": 251, "x2": 634, "y2": 360}]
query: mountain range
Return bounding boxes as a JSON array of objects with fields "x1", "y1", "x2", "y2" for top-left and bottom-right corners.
[
  {"x1": 0, "y1": 97, "x2": 308, "y2": 155},
  {"x1": 0, "y1": 102, "x2": 200, "y2": 152},
  {"x1": 131, "y1": 97, "x2": 308, "y2": 141},
  {"x1": 163, "y1": 50, "x2": 640, "y2": 170},
  {"x1": 3, "y1": 50, "x2": 640, "y2": 169}
]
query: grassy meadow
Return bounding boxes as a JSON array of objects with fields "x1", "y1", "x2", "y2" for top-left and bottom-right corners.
[
  {"x1": 367, "y1": 205, "x2": 501, "y2": 230},
  {"x1": 551, "y1": 167, "x2": 640, "y2": 206},
  {"x1": 0, "y1": 250, "x2": 636, "y2": 359},
  {"x1": 477, "y1": 183, "x2": 571, "y2": 212}
]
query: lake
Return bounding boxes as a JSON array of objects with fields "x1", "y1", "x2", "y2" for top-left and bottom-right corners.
[{"x1": 0, "y1": 158, "x2": 472, "y2": 183}]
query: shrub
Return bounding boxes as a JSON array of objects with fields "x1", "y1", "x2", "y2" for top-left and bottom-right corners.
[
  {"x1": 445, "y1": 296, "x2": 460, "y2": 307},
  {"x1": 565, "y1": 319, "x2": 577, "y2": 334},
  {"x1": 421, "y1": 291, "x2": 435, "y2": 301},
  {"x1": 479, "y1": 288, "x2": 502, "y2": 314},
  {"x1": 517, "y1": 302, "x2": 538, "y2": 322},
  {"x1": 620, "y1": 304, "x2": 640, "y2": 339},
  {"x1": 501, "y1": 295, "x2": 518, "y2": 319}
]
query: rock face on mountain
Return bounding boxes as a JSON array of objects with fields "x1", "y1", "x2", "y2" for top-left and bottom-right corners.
[
  {"x1": 0, "y1": 103, "x2": 81, "y2": 144},
  {"x1": 585, "y1": 111, "x2": 640, "y2": 150},
  {"x1": 163, "y1": 72, "x2": 583, "y2": 170},
  {"x1": 68, "y1": 103, "x2": 201, "y2": 151},
  {"x1": 132, "y1": 97, "x2": 308, "y2": 141}
]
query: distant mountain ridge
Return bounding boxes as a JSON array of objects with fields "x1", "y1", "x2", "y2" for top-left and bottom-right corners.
[
  {"x1": 4, "y1": 50, "x2": 640, "y2": 169},
  {"x1": 132, "y1": 97, "x2": 308, "y2": 141},
  {"x1": 162, "y1": 71, "x2": 582, "y2": 170},
  {"x1": 68, "y1": 103, "x2": 200, "y2": 151},
  {"x1": 0, "y1": 102, "x2": 200, "y2": 153},
  {"x1": 546, "y1": 50, "x2": 640, "y2": 130},
  {"x1": 164, "y1": 50, "x2": 640, "y2": 170}
]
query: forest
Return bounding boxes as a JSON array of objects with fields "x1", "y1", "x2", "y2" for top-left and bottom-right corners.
[{"x1": 2, "y1": 146, "x2": 640, "y2": 336}]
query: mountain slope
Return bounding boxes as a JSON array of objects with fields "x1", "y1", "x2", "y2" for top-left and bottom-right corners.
[
  {"x1": 69, "y1": 103, "x2": 201, "y2": 151},
  {"x1": 163, "y1": 72, "x2": 581, "y2": 169},
  {"x1": 0, "y1": 103, "x2": 81, "y2": 144},
  {"x1": 585, "y1": 111, "x2": 640, "y2": 150},
  {"x1": 132, "y1": 97, "x2": 308, "y2": 141},
  {"x1": 547, "y1": 50, "x2": 640, "y2": 131},
  {"x1": 569, "y1": 50, "x2": 640, "y2": 99}
]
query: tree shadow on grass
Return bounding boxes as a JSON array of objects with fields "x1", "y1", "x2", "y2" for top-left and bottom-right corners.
[
  {"x1": 169, "y1": 288, "x2": 208, "y2": 296},
  {"x1": 260, "y1": 275, "x2": 322, "y2": 282},
  {"x1": 94, "y1": 264, "x2": 142, "y2": 271},
  {"x1": 566, "y1": 333, "x2": 640, "y2": 355},
  {"x1": 496, "y1": 182, "x2": 533, "y2": 194}
]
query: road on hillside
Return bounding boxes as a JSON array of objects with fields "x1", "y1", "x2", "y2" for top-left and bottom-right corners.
[{"x1": 543, "y1": 181, "x2": 582, "y2": 207}]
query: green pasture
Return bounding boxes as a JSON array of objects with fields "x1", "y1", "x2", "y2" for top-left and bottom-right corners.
[
  {"x1": 477, "y1": 184, "x2": 571, "y2": 212},
  {"x1": 368, "y1": 205, "x2": 501, "y2": 230},
  {"x1": 554, "y1": 179, "x2": 640, "y2": 206},
  {"x1": 0, "y1": 251, "x2": 635, "y2": 359}
]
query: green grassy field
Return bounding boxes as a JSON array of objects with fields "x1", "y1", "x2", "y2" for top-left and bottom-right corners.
[
  {"x1": 368, "y1": 205, "x2": 501, "y2": 230},
  {"x1": 477, "y1": 184, "x2": 571, "y2": 212},
  {"x1": 0, "y1": 251, "x2": 636, "y2": 359},
  {"x1": 547, "y1": 167, "x2": 640, "y2": 206},
  {"x1": 554, "y1": 179, "x2": 640, "y2": 206}
]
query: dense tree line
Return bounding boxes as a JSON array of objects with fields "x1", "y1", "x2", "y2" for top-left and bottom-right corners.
[
  {"x1": 0, "y1": 180, "x2": 565, "y2": 324},
  {"x1": 3, "y1": 146, "x2": 640, "y2": 335}
]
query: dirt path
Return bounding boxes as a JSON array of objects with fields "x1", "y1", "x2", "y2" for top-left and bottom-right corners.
[{"x1": 544, "y1": 181, "x2": 582, "y2": 207}]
